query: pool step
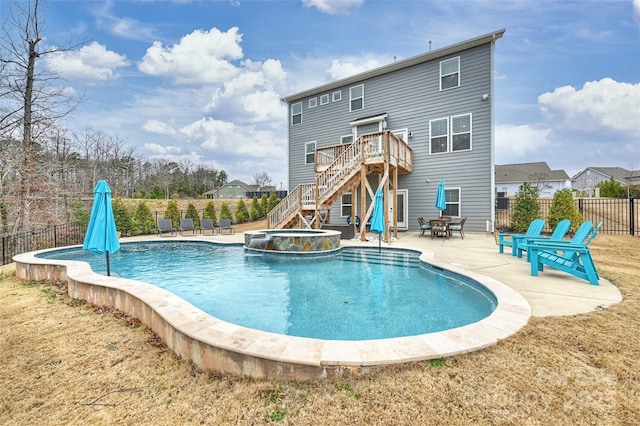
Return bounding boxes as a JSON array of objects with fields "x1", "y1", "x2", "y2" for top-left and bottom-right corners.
[{"x1": 340, "y1": 249, "x2": 420, "y2": 268}]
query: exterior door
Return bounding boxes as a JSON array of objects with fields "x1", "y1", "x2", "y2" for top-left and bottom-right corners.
[{"x1": 388, "y1": 189, "x2": 408, "y2": 230}]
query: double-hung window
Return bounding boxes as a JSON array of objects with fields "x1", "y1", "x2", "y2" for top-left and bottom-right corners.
[
  {"x1": 440, "y1": 57, "x2": 460, "y2": 90},
  {"x1": 291, "y1": 102, "x2": 302, "y2": 125},
  {"x1": 341, "y1": 192, "x2": 352, "y2": 216},
  {"x1": 443, "y1": 188, "x2": 460, "y2": 217},
  {"x1": 429, "y1": 118, "x2": 449, "y2": 154},
  {"x1": 350, "y1": 84, "x2": 364, "y2": 111},
  {"x1": 451, "y1": 113, "x2": 471, "y2": 151},
  {"x1": 305, "y1": 141, "x2": 316, "y2": 165}
]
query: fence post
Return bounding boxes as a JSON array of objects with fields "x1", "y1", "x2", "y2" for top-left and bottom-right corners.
[{"x1": 630, "y1": 198, "x2": 635, "y2": 236}]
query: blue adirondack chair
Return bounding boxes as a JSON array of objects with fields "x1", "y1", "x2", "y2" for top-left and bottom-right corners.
[
  {"x1": 528, "y1": 221, "x2": 601, "y2": 285},
  {"x1": 515, "y1": 219, "x2": 571, "y2": 260},
  {"x1": 498, "y1": 218, "x2": 545, "y2": 256}
]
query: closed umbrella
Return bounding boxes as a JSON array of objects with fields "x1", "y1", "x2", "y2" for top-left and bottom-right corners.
[
  {"x1": 434, "y1": 179, "x2": 446, "y2": 215},
  {"x1": 370, "y1": 189, "x2": 386, "y2": 253},
  {"x1": 83, "y1": 180, "x2": 120, "y2": 276}
]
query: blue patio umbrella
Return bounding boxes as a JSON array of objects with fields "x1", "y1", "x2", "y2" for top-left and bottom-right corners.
[
  {"x1": 83, "y1": 180, "x2": 120, "y2": 276},
  {"x1": 434, "y1": 179, "x2": 447, "y2": 215},
  {"x1": 370, "y1": 189, "x2": 386, "y2": 253}
]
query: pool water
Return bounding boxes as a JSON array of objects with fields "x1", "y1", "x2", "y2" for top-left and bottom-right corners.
[{"x1": 38, "y1": 241, "x2": 497, "y2": 340}]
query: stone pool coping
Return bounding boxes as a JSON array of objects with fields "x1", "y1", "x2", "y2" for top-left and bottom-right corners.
[{"x1": 13, "y1": 240, "x2": 531, "y2": 380}]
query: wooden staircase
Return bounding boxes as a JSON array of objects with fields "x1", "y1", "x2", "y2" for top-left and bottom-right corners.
[{"x1": 268, "y1": 131, "x2": 412, "y2": 230}]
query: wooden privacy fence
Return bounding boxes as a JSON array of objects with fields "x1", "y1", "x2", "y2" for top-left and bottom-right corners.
[{"x1": 495, "y1": 197, "x2": 639, "y2": 235}]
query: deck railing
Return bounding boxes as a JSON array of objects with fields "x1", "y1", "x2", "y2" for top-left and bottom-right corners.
[{"x1": 267, "y1": 183, "x2": 315, "y2": 228}]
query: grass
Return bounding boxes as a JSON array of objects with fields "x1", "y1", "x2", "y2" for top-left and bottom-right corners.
[{"x1": 0, "y1": 234, "x2": 638, "y2": 424}]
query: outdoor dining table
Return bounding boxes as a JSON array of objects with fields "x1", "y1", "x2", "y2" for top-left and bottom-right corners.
[{"x1": 429, "y1": 218, "x2": 451, "y2": 239}]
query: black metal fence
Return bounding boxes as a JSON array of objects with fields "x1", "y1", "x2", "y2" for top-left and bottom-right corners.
[
  {"x1": 1, "y1": 222, "x2": 87, "y2": 267},
  {"x1": 496, "y1": 197, "x2": 639, "y2": 235}
]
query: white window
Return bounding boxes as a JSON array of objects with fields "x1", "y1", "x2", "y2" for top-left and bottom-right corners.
[
  {"x1": 341, "y1": 192, "x2": 352, "y2": 217},
  {"x1": 443, "y1": 188, "x2": 460, "y2": 217},
  {"x1": 350, "y1": 84, "x2": 364, "y2": 111},
  {"x1": 429, "y1": 118, "x2": 449, "y2": 154},
  {"x1": 440, "y1": 57, "x2": 460, "y2": 90},
  {"x1": 451, "y1": 113, "x2": 471, "y2": 151},
  {"x1": 305, "y1": 141, "x2": 316, "y2": 164},
  {"x1": 341, "y1": 134, "x2": 353, "y2": 144},
  {"x1": 309, "y1": 98, "x2": 317, "y2": 108},
  {"x1": 291, "y1": 102, "x2": 302, "y2": 125},
  {"x1": 332, "y1": 91, "x2": 342, "y2": 102},
  {"x1": 320, "y1": 94, "x2": 329, "y2": 105}
]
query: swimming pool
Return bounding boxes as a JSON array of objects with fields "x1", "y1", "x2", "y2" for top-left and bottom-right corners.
[
  {"x1": 36, "y1": 241, "x2": 497, "y2": 340},
  {"x1": 14, "y1": 236, "x2": 531, "y2": 380}
]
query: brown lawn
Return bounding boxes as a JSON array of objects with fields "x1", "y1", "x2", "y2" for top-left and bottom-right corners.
[{"x1": 1, "y1": 232, "x2": 639, "y2": 425}]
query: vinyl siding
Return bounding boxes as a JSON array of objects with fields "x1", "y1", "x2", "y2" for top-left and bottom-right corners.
[{"x1": 287, "y1": 40, "x2": 497, "y2": 232}]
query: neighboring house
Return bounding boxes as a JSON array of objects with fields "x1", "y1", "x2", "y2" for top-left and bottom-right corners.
[
  {"x1": 204, "y1": 182, "x2": 286, "y2": 199},
  {"x1": 272, "y1": 29, "x2": 505, "y2": 237},
  {"x1": 571, "y1": 167, "x2": 636, "y2": 195},
  {"x1": 495, "y1": 162, "x2": 570, "y2": 197},
  {"x1": 204, "y1": 180, "x2": 252, "y2": 199}
]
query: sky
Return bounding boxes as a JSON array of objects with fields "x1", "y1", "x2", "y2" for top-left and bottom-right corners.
[{"x1": 3, "y1": 0, "x2": 640, "y2": 189}]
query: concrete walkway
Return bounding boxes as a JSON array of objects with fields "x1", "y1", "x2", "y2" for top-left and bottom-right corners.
[{"x1": 147, "y1": 229, "x2": 622, "y2": 317}]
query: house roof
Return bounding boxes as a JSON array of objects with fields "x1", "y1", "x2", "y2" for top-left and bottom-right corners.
[
  {"x1": 495, "y1": 162, "x2": 569, "y2": 184},
  {"x1": 570, "y1": 167, "x2": 632, "y2": 183},
  {"x1": 281, "y1": 29, "x2": 506, "y2": 103}
]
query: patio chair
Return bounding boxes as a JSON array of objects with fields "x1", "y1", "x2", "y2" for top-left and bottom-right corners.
[
  {"x1": 515, "y1": 219, "x2": 571, "y2": 260},
  {"x1": 528, "y1": 221, "x2": 601, "y2": 285},
  {"x1": 200, "y1": 218, "x2": 216, "y2": 235},
  {"x1": 218, "y1": 218, "x2": 235, "y2": 234},
  {"x1": 498, "y1": 218, "x2": 544, "y2": 256},
  {"x1": 179, "y1": 218, "x2": 198, "y2": 236},
  {"x1": 417, "y1": 217, "x2": 431, "y2": 237},
  {"x1": 156, "y1": 219, "x2": 176, "y2": 237},
  {"x1": 430, "y1": 219, "x2": 448, "y2": 239},
  {"x1": 448, "y1": 217, "x2": 467, "y2": 239}
]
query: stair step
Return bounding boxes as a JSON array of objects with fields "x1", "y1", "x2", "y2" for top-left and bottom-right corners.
[{"x1": 340, "y1": 248, "x2": 420, "y2": 268}]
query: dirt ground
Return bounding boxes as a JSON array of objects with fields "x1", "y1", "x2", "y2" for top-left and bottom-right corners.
[{"x1": 1, "y1": 232, "x2": 639, "y2": 425}]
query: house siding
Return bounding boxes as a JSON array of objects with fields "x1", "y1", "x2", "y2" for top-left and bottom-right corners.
[{"x1": 286, "y1": 32, "x2": 501, "y2": 233}]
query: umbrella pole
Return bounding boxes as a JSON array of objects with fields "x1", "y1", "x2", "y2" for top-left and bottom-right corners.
[
  {"x1": 378, "y1": 234, "x2": 381, "y2": 253},
  {"x1": 106, "y1": 251, "x2": 111, "y2": 276}
]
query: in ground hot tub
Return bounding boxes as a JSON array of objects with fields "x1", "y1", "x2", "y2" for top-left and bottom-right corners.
[{"x1": 244, "y1": 229, "x2": 341, "y2": 253}]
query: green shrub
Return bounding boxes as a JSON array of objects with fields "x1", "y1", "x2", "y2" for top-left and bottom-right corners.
[
  {"x1": 267, "y1": 192, "x2": 280, "y2": 212},
  {"x1": 250, "y1": 197, "x2": 263, "y2": 220},
  {"x1": 260, "y1": 194, "x2": 269, "y2": 215},
  {"x1": 112, "y1": 198, "x2": 133, "y2": 236},
  {"x1": 219, "y1": 202, "x2": 233, "y2": 221},
  {"x1": 133, "y1": 201, "x2": 156, "y2": 235},
  {"x1": 184, "y1": 203, "x2": 201, "y2": 228},
  {"x1": 164, "y1": 200, "x2": 181, "y2": 228},
  {"x1": 599, "y1": 176, "x2": 626, "y2": 198},
  {"x1": 236, "y1": 199, "x2": 249, "y2": 223},
  {"x1": 203, "y1": 201, "x2": 218, "y2": 226},
  {"x1": 71, "y1": 198, "x2": 90, "y2": 224},
  {"x1": 511, "y1": 182, "x2": 541, "y2": 233},
  {"x1": 547, "y1": 189, "x2": 582, "y2": 233}
]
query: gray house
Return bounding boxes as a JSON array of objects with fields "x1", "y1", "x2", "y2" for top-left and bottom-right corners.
[
  {"x1": 571, "y1": 167, "x2": 637, "y2": 196},
  {"x1": 270, "y1": 29, "x2": 505, "y2": 239},
  {"x1": 495, "y1": 162, "x2": 570, "y2": 197}
]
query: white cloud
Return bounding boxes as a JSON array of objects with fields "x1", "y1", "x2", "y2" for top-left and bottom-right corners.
[
  {"x1": 143, "y1": 143, "x2": 182, "y2": 155},
  {"x1": 327, "y1": 57, "x2": 383, "y2": 80},
  {"x1": 634, "y1": 0, "x2": 640, "y2": 26},
  {"x1": 142, "y1": 119, "x2": 177, "y2": 136},
  {"x1": 495, "y1": 124, "x2": 552, "y2": 158},
  {"x1": 302, "y1": 0, "x2": 364, "y2": 15},
  {"x1": 539, "y1": 78, "x2": 640, "y2": 134},
  {"x1": 138, "y1": 27, "x2": 244, "y2": 85},
  {"x1": 46, "y1": 42, "x2": 129, "y2": 81}
]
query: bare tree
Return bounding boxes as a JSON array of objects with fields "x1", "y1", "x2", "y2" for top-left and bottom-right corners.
[
  {"x1": 253, "y1": 171, "x2": 273, "y2": 190},
  {"x1": 528, "y1": 172, "x2": 552, "y2": 196},
  {"x1": 0, "y1": 0, "x2": 82, "y2": 232}
]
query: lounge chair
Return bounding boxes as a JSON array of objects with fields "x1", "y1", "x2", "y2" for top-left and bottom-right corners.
[
  {"x1": 157, "y1": 219, "x2": 176, "y2": 237},
  {"x1": 498, "y1": 218, "x2": 544, "y2": 256},
  {"x1": 200, "y1": 218, "x2": 216, "y2": 235},
  {"x1": 515, "y1": 219, "x2": 571, "y2": 260},
  {"x1": 218, "y1": 218, "x2": 235, "y2": 234},
  {"x1": 448, "y1": 217, "x2": 467, "y2": 239},
  {"x1": 417, "y1": 217, "x2": 431, "y2": 237},
  {"x1": 179, "y1": 218, "x2": 198, "y2": 236},
  {"x1": 528, "y1": 221, "x2": 601, "y2": 285}
]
